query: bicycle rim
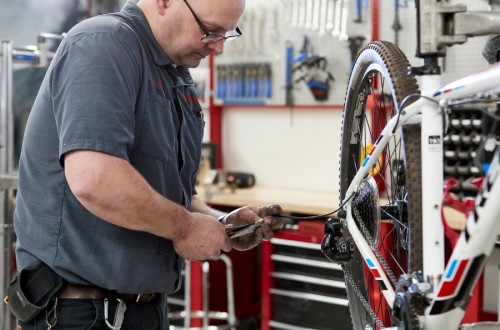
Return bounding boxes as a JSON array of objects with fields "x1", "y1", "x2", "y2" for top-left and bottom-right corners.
[{"x1": 339, "y1": 41, "x2": 422, "y2": 329}]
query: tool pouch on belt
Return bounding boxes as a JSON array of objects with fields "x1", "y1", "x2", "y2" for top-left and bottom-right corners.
[{"x1": 5, "y1": 263, "x2": 63, "y2": 321}]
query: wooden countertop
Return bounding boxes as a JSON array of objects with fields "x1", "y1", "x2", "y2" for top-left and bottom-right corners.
[
  {"x1": 197, "y1": 185, "x2": 467, "y2": 231},
  {"x1": 197, "y1": 185, "x2": 340, "y2": 216}
]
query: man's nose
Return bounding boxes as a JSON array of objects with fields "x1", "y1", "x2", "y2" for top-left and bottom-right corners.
[{"x1": 207, "y1": 40, "x2": 224, "y2": 55}]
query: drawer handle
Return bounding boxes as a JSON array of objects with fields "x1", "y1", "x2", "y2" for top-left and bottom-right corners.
[
  {"x1": 271, "y1": 272, "x2": 346, "y2": 288},
  {"x1": 268, "y1": 320, "x2": 319, "y2": 330},
  {"x1": 271, "y1": 254, "x2": 341, "y2": 270},
  {"x1": 270, "y1": 238, "x2": 321, "y2": 250},
  {"x1": 270, "y1": 288, "x2": 349, "y2": 306}
]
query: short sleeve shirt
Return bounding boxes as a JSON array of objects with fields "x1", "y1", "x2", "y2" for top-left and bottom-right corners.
[{"x1": 13, "y1": 1, "x2": 204, "y2": 294}]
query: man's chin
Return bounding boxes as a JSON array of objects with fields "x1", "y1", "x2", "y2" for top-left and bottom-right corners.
[{"x1": 185, "y1": 58, "x2": 202, "y2": 68}]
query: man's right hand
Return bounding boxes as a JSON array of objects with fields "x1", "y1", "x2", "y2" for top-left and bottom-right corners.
[{"x1": 172, "y1": 212, "x2": 232, "y2": 261}]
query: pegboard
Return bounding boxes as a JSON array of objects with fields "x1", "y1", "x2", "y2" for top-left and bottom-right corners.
[{"x1": 215, "y1": 0, "x2": 372, "y2": 106}]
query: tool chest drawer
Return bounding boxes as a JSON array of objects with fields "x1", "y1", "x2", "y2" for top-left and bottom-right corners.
[
  {"x1": 261, "y1": 231, "x2": 351, "y2": 330},
  {"x1": 270, "y1": 292, "x2": 351, "y2": 330}
]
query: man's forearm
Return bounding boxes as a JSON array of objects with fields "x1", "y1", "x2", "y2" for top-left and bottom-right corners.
[{"x1": 64, "y1": 150, "x2": 191, "y2": 240}]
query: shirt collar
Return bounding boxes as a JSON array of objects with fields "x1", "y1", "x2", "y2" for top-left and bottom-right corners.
[{"x1": 121, "y1": 0, "x2": 172, "y2": 66}]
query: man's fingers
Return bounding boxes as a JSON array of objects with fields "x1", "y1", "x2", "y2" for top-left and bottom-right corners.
[
  {"x1": 260, "y1": 204, "x2": 282, "y2": 217},
  {"x1": 270, "y1": 216, "x2": 283, "y2": 230},
  {"x1": 260, "y1": 224, "x2": 274, "y2": 240}
]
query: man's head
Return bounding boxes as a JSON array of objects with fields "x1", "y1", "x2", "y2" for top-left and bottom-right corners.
[{"x1": 138, "y1": 0, "x2": 245, "y2": 67}]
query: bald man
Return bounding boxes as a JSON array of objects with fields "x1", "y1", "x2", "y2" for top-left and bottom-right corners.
[{"x1": 12, "y1": 0, "x2": 282, "y2": 328}]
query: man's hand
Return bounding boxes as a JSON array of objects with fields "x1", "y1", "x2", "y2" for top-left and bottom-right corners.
[
  {"x1": 172, "y1": 212, "x2": 232, "y2": 261},
  {"x1": 223, "y1": 204, "x2": 283, "y2": 251}
]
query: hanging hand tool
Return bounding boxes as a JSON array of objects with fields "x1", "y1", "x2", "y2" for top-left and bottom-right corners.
[
  {"x1": 305, "y1": 0, "x2": 314, "y2": 30},
  {"x1": 325, "y1": 0, "x2": 335, "y2": 32},
  {"x1": 332, "y1": 0, "x2": 341, "y2": 37},
  {"x1": 339, "y1": 0, "x2": 349, "y2": 41},
  {"x1": 311, "y1": 0, "x2": 321, "y2": 31},
  {"x1": 319, "y1": 0, "x2": 329, "y2": 36},
  {"x1": 392, "y1": 0, "x2": 403, "y2": 45},
  {"x1": 348, "y1": 36, "x2": 365, "y2": 70},
  {"x1": 294, "y1": 55, "x2": 335, "y2": 101},
  {"x1": 216, "y1": 65, "x2": 228, "y2": 100},
  {"x1": 285, "y1": 41, "x2": 294, "y2": 107},
  {"x1": 298, "y1": 0, "x2": 307, "y2": 28},
  {"x1": 265, "y1": 63, "x2": 272, "y2": 98},
  {"x1": 294, "y1": 36, "x2": 311, "y2": 63},
  {"x1": 354, "y1": 0, "x2": 362, "y2": 22},
  {"x1": 354, "y1": 0, "x2": 368, "y2": 23},
  {"x1": 282, "y1": 0, "x2": 292, "y2": 22},
  {"x1": 291, "y1": 0, "x2": 300, "y2": 27}
]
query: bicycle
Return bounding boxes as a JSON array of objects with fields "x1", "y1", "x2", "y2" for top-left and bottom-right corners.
[{"x1": 320, "y1": 1, "x2": 500, "y2": 329}]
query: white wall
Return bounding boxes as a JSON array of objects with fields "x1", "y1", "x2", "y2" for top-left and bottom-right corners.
[{"x1": 222, "y1": 107, "x2": 342, "y2": 191}]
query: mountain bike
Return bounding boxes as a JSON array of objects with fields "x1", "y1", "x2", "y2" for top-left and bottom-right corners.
[{"x1": 321, "y1": 1, "x2": 500, "y2": 329}]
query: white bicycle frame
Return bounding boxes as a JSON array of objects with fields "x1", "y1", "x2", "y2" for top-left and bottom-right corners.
[{"x1": 344, "y1": 62, "x2": 500, "y2": 330}]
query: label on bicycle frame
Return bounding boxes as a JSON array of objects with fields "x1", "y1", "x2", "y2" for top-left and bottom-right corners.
[{"x1": 428, "y1": 135, "x2": 441, "y2": 152}]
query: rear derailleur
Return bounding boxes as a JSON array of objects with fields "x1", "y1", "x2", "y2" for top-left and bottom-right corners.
[{"x1": 321, "y1": 212, "x2": 353, "y2": 263}]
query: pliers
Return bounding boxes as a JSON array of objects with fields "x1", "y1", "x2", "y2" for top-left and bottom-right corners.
[{"x1": 225, "y1": 219, "x2": 264, "y2": 239}]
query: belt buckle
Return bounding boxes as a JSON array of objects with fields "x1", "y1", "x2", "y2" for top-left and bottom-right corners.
[{"x1": 136, "y1": 293, "x2": 155, "y2": 303}]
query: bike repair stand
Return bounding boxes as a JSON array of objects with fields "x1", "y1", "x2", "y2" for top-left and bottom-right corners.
[
  {"x1": 168, "y1": 254, "x2": 237, "y2": 329},
  {"x1": 415, "y1": 1, "x2": 500, "y2": 327}
]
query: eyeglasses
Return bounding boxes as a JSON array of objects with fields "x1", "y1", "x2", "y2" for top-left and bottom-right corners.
[{"x1": 183, "y1": 0, "x2": 242, "y2": 44}]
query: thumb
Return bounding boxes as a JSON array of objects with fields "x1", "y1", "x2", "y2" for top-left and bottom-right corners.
[{"x1": 259, "y1": 204, "x2": 282, "y2": 217}]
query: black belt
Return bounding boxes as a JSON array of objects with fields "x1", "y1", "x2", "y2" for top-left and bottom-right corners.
[{"x1": 58, "y1": 281, "x2": 156, "y2": 303}]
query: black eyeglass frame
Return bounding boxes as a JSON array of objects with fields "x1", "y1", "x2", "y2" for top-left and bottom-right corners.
[{"x1": 183, "y1": 0, "x2": 242, "y2": 43}]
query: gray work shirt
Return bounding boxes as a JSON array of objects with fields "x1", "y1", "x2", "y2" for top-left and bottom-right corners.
[{"x1": 14, "y1": 1, "x2": 204, "y2": 294}]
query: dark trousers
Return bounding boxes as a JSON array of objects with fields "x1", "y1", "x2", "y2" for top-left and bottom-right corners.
[{"x1": 18, "y1": 297, "x2": 167, "y2": 330}]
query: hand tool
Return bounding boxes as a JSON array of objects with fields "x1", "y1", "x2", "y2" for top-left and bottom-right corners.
[
  {"x1": 291, "y1": 0, "x2": 300, "y2": 27},
  {"x1": 269, "y1": 6, "x2": 279, "y2": 41},
  {"x1": 265, "y1": 63, "x2": 272, "y2": 98},
  {"x1": 225, "y1": 220, "x2": 264, "y2": 239},
  {"x1": 325, "y1": 0, "x2": 335, "y2": 32},
  {"x1": 347, "y1": 36, "x2": 365, "y2": 70},
  {"x1": 285, "y1": 41, "x2": 294, "y2": 107},
  {"x1": 282, "y1": 0, "x2": 292, "y2": 22},
  {"x1": 332, "y1": 0, "x2": 341, "y2": 37},
  {"x1": 392, "y1": 0, "x2": 403, "y2": 45},
  {"x1": 311, "y1": 0, "x2": 321, "y2": 31},
  {"x1": 305, "y1": 0, "x2": 314, "y2": 30},
  {"x1": 298, "y1": 0, "x2": 306, "y2": 28},
  {"x1": 319, "y1": 0, "x2": 328, "y2": 36},
  {"x1": 339, "y1": 0, "x2": 349, "y2": 41}
]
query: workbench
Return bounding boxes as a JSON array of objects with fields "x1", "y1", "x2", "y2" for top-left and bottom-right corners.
[{"x1": 196, "y1": 185, "x2": 339, "y2": 216}]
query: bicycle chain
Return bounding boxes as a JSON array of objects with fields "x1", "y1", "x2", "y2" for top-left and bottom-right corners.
[
  {"x1": 342, "y1": 263, "x2": 385, "y2": 329},
  {"x1": 343, "y1": 206, "x2": 400, "y2": 329},
  {"x1": 353, "y1": 206, "x2": 398, "y2": 286}
]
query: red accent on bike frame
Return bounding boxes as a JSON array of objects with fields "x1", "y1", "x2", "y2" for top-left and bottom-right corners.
[
  {"x1": 371, "y1": 268, "x2": 381, "y2": 279},
  {"x1": 438, "y1": 259, "x2": 469, "y2": 298},
  {"x1": 366, "y1": 221, "x2": 398, "y2": 327}
]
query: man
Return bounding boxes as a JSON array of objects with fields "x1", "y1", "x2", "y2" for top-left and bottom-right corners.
[{"x1": 12, "y1": 0, "x2": 282, "y2": 328}]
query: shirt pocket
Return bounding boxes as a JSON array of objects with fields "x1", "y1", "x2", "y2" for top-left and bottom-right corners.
[{"x1": 138, "y1": 95, "x2": 177, "y2": 163}]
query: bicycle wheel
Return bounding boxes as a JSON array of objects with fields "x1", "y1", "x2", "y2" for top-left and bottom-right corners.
[{"x1": 339, "y1": 41, "x2": 422, "y2": 329}]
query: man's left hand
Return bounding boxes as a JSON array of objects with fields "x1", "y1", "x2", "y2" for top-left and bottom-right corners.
[{"x1": 222, "y1": 204, "x2": 283, "y2": 251}]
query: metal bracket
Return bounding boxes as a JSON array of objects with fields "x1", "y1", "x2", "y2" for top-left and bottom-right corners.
[
  {"x1": 0, "y1": 174, "x2": 18, "y2": 190},
  {"x1": 416, "y1": 1, "x2": 500, "y2": 59}
]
